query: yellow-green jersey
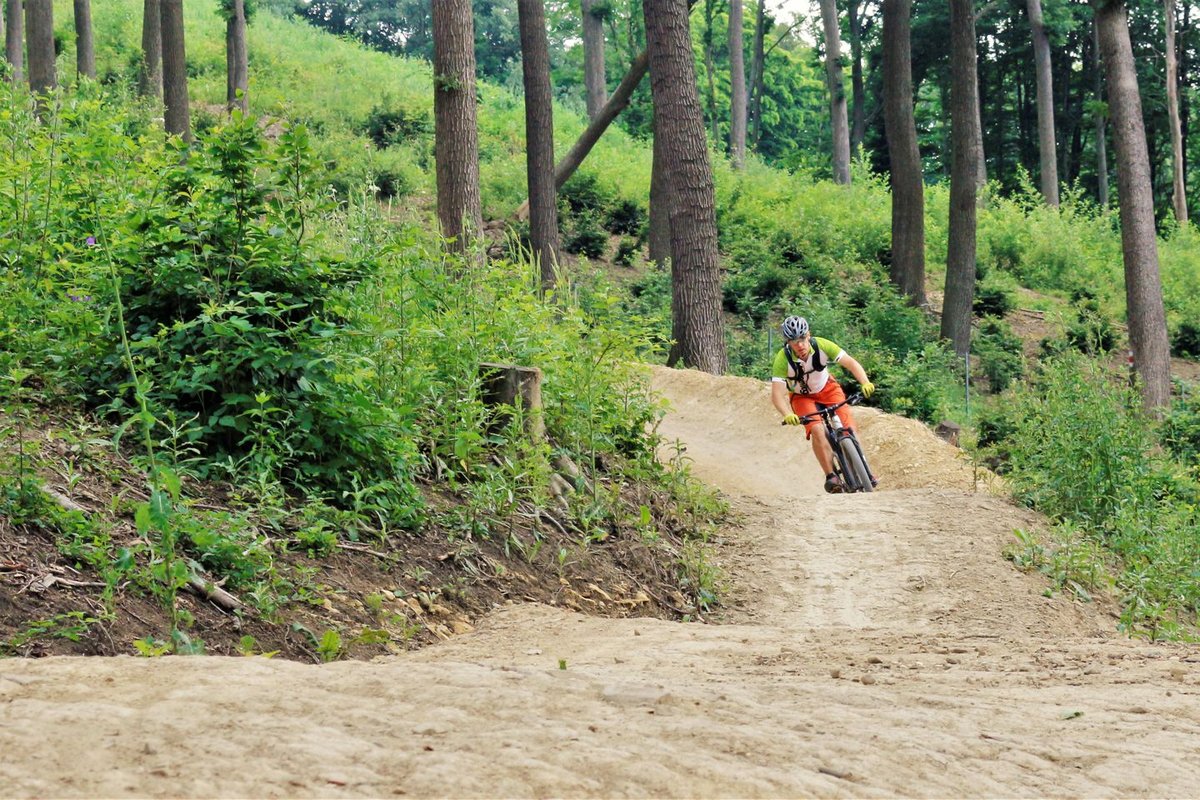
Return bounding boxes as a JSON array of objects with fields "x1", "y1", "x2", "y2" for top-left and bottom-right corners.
[{"x1": 771, "y1": 337, "x2": 845, "y2": 395}]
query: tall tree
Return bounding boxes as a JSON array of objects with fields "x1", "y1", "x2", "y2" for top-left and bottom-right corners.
[
  {"x1": 138, "y1": 0, "x2": 162, "y2": 100},
  {"x1": 25, "y1": 0, "x2": 55, "y2": 95},
  {"x1": 818, "y1": 0, "x2": 851, "y2": 183},
  {"x1": 649, "y1": 112, "x2": 672, "y2": 267},
  {"x1": 881, "y1": 0, "x2": 925, "y2": 305},
  {"x1": 5, "y1": 0, "x2": 23, "y2": 85},
  {"x1": 1026, "y1": 0, "x2": 1059, "y2": 205},
  {"x1": 225, "y1": 0, "x2": 249, "y2": 113},
  {"x1": 1165, "y1": 0, "x2": 1186, "y2": 223},
  {"x1": 748, "y1": 0, "x2": 766, "y2": 145},
  {"x1": 517, "y1": 0, "x2": 560, "y2": 291},
  {"x1": 432, "y1": 0, "x2": 483, "y2": 252},
  {"x1": 1094, "y1": 0, "x2": 1171, "y2": 412},
  {"x1": 702, "y1": 0, "x2": 719, "y2": 144},
  {"x1": 160, "y1": 0, "x2": 191, "y2": 141},
  {"x1": 582, "y1": 0, "x2": 607, "y2": 119},
  {"x1": 729, "y1": 0, "x2": 747, "y2": 167},
  {"x1": 73, "y1": 0, "x2": 95, "y2": 80},
  {"x1": 847, "y1": 0, "x2": 866, "y2": 154},
  {"x1": 643, "y1": 0, "x2": 727, "y2": 374},
  {"x1": 942, "y1": 0, "x2": 981, "y2": 357}
]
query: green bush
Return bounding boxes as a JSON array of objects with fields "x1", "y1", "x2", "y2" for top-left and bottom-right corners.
[
  {"x1": 362, "y1": 102, "x2": 431, "y2": 148},
  {"x1": 1171, "y1": 321, "x2": 1200, "y2": 359},
  {"x1": 973, "y1": 283, "x2": 1014, "y2": 318},
  {"x1": 562, "y1": 211, "x2": 609, "y2": 259},
  {"x1": 972, "y1": 316, "x2": 1025, "y2": 392}
]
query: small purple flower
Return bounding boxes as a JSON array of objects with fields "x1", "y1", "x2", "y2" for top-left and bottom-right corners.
[
  {"x1": 68, "y1": 293, "x2": 93, "y2": 304},
  {"x1": 86, "y1": 236, "x2": 97, "y2": 246}
]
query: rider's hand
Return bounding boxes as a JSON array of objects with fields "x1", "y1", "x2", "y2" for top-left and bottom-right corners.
[
  {"x1": 860, "y1": 381, "x2": 875, "y2": 398},
  {"x1": 783, "y1": 413, "x2": 802, "y2": 426}
]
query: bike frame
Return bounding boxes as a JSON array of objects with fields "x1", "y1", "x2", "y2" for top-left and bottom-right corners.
[{"x1": 790, "y1": 393, "x2": 875, "y2": 493}]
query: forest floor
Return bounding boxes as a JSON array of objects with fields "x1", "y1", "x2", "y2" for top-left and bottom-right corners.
[{"x1": 2, "y1": 365, "x2": 1199, "y2": 798}]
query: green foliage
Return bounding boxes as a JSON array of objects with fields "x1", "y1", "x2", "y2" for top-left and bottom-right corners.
[
  {"x1": 973, "y1": 283, "x2": 1015, "y2": 318},
  {"x1": 1171, "y1": 321, "x2": 1200, "y2": 360},
  {"x1": 972, "y1": 317, "x2": 1025, "y2": 393},
  {"x1": 562, "y1": 211, "x2": 609, "y2": 259},
  {"x1": 1160, "y1": 388, "x2": 1200, "y2": 465}
]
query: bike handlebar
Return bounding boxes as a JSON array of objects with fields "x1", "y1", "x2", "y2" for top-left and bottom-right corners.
[{"x1": 780, "y1": 392, "x2": 866, "y2": 425}]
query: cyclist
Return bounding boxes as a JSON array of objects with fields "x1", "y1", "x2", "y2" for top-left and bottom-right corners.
[{"x1": 771, "y1": 315, "x2": 876, "y2": 493}]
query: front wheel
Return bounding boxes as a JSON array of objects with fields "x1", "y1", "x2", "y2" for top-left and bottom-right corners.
[{"x1": 839, "y1": 436, "x2": 873, "y2": 493}]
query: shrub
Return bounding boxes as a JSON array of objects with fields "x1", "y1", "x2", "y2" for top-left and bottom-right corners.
[
  {"x1": 562, "y1": 211, "x2": 609, "y2": 259},
  {"x1": 1160, "y1": 389, "x2": 1200, "y2": 465},
  {"x1": 362, "y1": 103, "x2": 431, "y2": 148},
  {"x1": 560, "y1": 171, "x2": 613, "y2": 215},
  {"x1": 973, "y1": 283, "x2": 1014, "y2": 318},
  {"x1": 614, "y1": 237, "x2": 641, "y2": 267},
  {"x1": 605, "y1": 198, "x2": 646, "y2": 237},
  {"x1": 1171, "y1": 321, "x2": 1200, "y2": 359},
  {"x1": 972, "y1": 316, "x2": 1025, "y2": 392}
]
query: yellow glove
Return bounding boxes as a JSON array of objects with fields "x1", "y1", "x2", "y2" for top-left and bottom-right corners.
[
  {"x1": 783, "y1": 413, "x2": 802, "y2": 426},
  {"x1": 861, "y1": 381, "x2": 875, "y2": 398}
]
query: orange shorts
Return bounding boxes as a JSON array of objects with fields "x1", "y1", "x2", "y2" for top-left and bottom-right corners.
[{"x1": 790, "y1": 379, "x2": 854, "y2": 439}]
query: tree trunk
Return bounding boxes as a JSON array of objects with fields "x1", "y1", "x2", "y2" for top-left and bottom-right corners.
[
  {"x1": 6, "y1": 0, "x2": 23, "y2": 84},
  {"x1": 649, "y1": 110, "x2": 672, "y2": 266},
  {"x1": 643, "y1": 0, "x2": 727, "y2": 374},
  {"x1": 73, "y1": 0, "x2": 94, "y2": 80},
  {"x1": 881, "y1": 0, "x2": 925, "y2": 306},
  {"x1": 1027, "y1": 0, "x2": 1059, "y2": 206},
  {"x1": 138, "y1": 0, "x2": 162, "y2": 99},
  {"x1": 582, "y1": 0, "x2": 607, "y2": 119},
  {"x1": 942, "y1": 0, "x2": 981, "y2": 357},
  {"x1": 1166, "y1": 0, "x2": 1187, "y2": 223},
  {"x1": 432, "y1": 0, "x2": 482, "y2": 253},
  {"x1": 160, "y1": 0, "x2": 190, "y2": 141},
  {"x1": 24, "y1": 0, "x2": 54, "y2": 95},
  {"x1": 848, "y1": 0, "x2": 865, "y2": 154},
  {"x1": 819, "y1": 0, "x2": 851, "y2": 183},
  {"x1": 514, "y1": 49, "x2": 649, "y2": 221},
  {"x1": 1094, "y1": 0, "x2": 1171, "y2": 413},
  {"x1": 703, "y1": 0, "x2": 719, "y2": 144},
  {"x1": 729, "y1": 0, "x2": 747, "y2": 167},
  {"x1": 749, "y1": 0, "x2": 765, "y2": 146},
  {"x1": 518, "y1": 0, "x2": 560, "y2": 292},
  {"x1": 226, "y1": 0, "x2": 248, "y2": 113},
  {"x1": 1092, "y1": 20, "x2": 1108, "y2": 207}
]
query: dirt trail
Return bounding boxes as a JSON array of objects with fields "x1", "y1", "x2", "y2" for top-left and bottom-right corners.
[{"x1": 3, "y1": 366, "x2": 1199, "y2": 798}]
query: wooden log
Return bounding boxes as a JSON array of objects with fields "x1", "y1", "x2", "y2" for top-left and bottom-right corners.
[{"x1": 479, "y1": 363, "x2": 545, "y2": 442}]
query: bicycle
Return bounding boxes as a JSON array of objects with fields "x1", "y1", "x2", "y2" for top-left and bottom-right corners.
[{"x1": 783, "y1": 392, "x2": 876, "y2": 493}]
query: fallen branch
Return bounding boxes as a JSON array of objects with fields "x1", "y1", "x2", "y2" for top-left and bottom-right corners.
[
  {"x1": 42, "y1": 487, "x2": 87, "y2": 514},
  {"x1": 186, "y1": 576, "x2": 244, "y2": 614}
]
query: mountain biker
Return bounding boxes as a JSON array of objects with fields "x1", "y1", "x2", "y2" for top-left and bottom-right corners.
[{"x1": 771, "y1": 315, "x2": 876, "y2": 493}]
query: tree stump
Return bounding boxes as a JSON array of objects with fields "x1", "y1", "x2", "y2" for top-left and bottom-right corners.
[
  {"x1": 935, "y1": 420, "x2": 961, "y2": 447},
  {"x1": 479, "y1": 363, "x2": 545, "y2": 442}
]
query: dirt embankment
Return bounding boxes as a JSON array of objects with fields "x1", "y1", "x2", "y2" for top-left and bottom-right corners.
[{"x1": 2, "y1": 366, "x2": 1198, "y2": 799}]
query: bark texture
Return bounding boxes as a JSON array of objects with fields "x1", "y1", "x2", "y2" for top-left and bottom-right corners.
[
  {"x1": 161, "y1": 0, "x2": 190, "y2": 141},
  {"x1": 73, "y1": 0, "x2": 94, "y2": 80},
  {"x1": 749, "y1": 0, "x2": 765, "y2": 145},
  {"x1": 1165, "y1": 0, "x2": 1187, "y2": 222},
  {"x1": 432, "y1": 0, "x2": 483, "y2": 252},
  {"x1": 942, "y1": 0, "x2": 981, "y2": 357},
  {"x1": 848, "y1": 0, "x2": 865, "y2": 154},
  {"x1": 643, "y1": 0, "x2": 727, "y2": 374},
  {"x1": 728, "y1": 0, "x2": 747, "y2": 168},
  {"x1": 517, "y1": 0, "x2": 560, "y2": 291},
  {"x1": 1027, "y1": 0, "x2": 1059, "y2": 206},
  {"x1": 138, "y1": 0, "x2": 162, "y2": 100},
  {"x1": 226, "y1": 0, "x2": 249, "y2": 113},
  {"x1": 582, "y1": 0, "x2": 607, "y2": 119},
  {"x1": 24, "y1": 0, "x2": 54, "y2": 95},
  {"x1": 649, "y1": 110, "x2": 671, "y2": 267},
  {"x1": 6, "y1": 0, "x2": 23, "y2": 84},
  {"x1": 819, "y1": 0, "x2": 850, "y2": 183},
  {"x1": 1092, "y1": 21, "x2": 1108, "y2": 207},
  {"x1": 1095, "y1": 0, "x2": 1171, "y2": 412},
  {"x1": 881, "y1": 0, "x2": 926, "y2": 306}
]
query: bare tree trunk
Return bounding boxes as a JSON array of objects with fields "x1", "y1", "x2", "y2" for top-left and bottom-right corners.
[
  {"x1": 73, "y1": 0, "x2": 94, "y2": 80},
  {"x1": 703, "y1": 0, "x2": 719, "y2": 144},
  {"x1": 1095, "y1": 0, "x2": 1171, "y2": 413},
  {"x1": 138, "y1": 0, "x2": 162, "y2": 99},
  {"x1": 848, "y1": 0, "x2": 865, "y2": 154},
  {"x1": 942, "y1": 0, "x2": 981, "y2": 357},
  {"x1": 819, "y1": 0, "x2": 851, "y2": 183},
  {"x1": 1092, "y1": 20, "x2": 1108, "y2": 207},
  {"x1": 1027, "y1": 0, "x2": 1059, "y2": 206},
  {"x1": 582, "y1": 0, "x2": 607, "y2": 119},
  {"x1": 24, "y1": 0, "x2": 54, "y2": 95},
  {"x1": 729, "y1": 0, "x2": 747, "y2": 167},
  {"x1": 649, "y1": 110, "x2": 672, "y2": 266},
  {"x1": 518, "y1": 0, "x2": 560, "y2": 291},
  {"x1": 226, "y1": 0, "x2": 248, "y2": 113},
  {"x1": 161, "y1": 0, "x2": 190, "y2": 141},
  {"x1": 644, "y1": 0, "x2": 727, "y2": 374},
  {"x1": 432, "y1": 0, "x2": 482, "y2": 253},
  {"x1": 749, "y1": 0, "x2": 765, "y2": 146},
  {"x1": 6, "y1": 0, "x2": 23, "y2": 84},
  {"x1": 1166, "y1": 0, "x2": 1187, "y2": 222},
  {"x1": 882, "y1": 0, "x2": 926, "y2": 305}
]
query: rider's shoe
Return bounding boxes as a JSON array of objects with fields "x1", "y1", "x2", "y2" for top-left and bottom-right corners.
[
  {"x1": 824, "y1": 473, "x2": 843, "y2": 494},
  {"x1": 870, "y1": 473, "x2": 879, "y2": 488}
]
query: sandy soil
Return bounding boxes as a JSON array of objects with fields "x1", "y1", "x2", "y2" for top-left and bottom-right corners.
[{"x1": 2, "y1": 366, "x2": 1199, "y2": 798}]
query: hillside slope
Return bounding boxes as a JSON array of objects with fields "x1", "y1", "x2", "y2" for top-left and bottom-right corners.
[{"x1": 2, "y1": 367, "x2": 1198, "y2": 798}]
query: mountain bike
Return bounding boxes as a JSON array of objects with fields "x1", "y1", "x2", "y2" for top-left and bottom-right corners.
[{"x1": 784, "y1": 393, "x2": 875, "y2": 493}]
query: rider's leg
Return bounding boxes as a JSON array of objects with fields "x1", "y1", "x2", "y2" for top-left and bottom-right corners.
[{"x1": 809, "y1": 425, "x2": 835, "y2": 474}]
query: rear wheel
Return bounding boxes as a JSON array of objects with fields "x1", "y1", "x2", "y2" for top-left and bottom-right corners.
[{"x1": 839, "y1": 436, "x2": 873, "y2": 493}]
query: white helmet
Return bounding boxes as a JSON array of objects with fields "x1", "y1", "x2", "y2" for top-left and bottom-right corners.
[{"x1": 780, "y1": 315, "x2": 809, "y2": 341}]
